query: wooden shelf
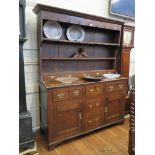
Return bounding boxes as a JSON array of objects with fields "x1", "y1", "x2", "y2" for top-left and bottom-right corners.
[
  {"x1": 42, "y1": 57, "x2": 116, "y2": 60},
  {"x1": 42, "y1": 38, "x2": 120, "y2": 46}
]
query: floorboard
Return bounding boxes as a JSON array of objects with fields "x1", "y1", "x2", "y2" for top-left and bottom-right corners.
[{"x1": 35, "y1": 118, "x2": 129, "y2": 155}]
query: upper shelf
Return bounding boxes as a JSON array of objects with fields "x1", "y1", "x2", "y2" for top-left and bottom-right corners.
[
  {"x1": 41, "y1": 38, "x2": 120, "y2": 46},
  {"x1": 42, "y1": 57, "x2": 116, "y2": 60}
]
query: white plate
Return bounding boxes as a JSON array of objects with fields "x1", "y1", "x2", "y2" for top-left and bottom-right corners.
[
  {"x1": 55, "y1": 77, "x2": 79, "y2": 84},
  {"x1": 103, "y1": 74, "x2": 120, "y2": 79},
  {"x1": 67, "y1": 25, "x2": 85, "y2": 41},
  {"x1": 43, "y1": 21, "x2": 62, "y2": 39}
]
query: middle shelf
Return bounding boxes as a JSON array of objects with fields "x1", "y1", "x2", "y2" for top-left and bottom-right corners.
[
  {"x1": 41, "y1": 57, "x2": 116, "y2": 60},
  {"x1": 42, "y1": 38, "x2": 120, "y2": 46}
]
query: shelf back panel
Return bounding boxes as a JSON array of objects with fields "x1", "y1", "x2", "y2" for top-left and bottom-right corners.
[
  {"x1": 41, "y1": 59, "x2": 115, "y2": 73},
  {"x1": 41, "y1": 42, "x2": 117, "y2": 59}
]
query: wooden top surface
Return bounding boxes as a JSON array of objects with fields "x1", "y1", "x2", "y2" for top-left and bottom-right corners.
[{"x1": 40, "y1": 76, "x2": 127, "y2": 89}]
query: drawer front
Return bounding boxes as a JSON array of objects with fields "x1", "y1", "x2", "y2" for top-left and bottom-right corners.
[
  {"x1": 53, "y1": 88, "x2": 69, "y2": 102},
  {"x1": 68, "y1": 86, "x2": 85, "y2": 99},
  {"x1": 55, "y1": 100, "x2": 82, "y2": 112},
  {"x1": 84, "y1": 109, "x2": 102, "y2": 131},
  {"x1": 86, "y1": 84, "x2": 103, "y2": 97},
  {"x1": 85, "y1": 98, "x2": 103, "y2": 110},
  {"x1": 106, "y1": 81, "x2": 126, "y2": 93}
]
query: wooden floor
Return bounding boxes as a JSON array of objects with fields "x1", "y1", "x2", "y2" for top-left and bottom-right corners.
[{"x1": 35, "y1": 118, "x2": 129, "y2": 155}]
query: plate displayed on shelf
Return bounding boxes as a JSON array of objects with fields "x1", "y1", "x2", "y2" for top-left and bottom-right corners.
[
  {"x1": 55, "y1": 77, "x2": 79, "y2": 84},
  {"x1": 103, "y1": 73, "x2": 120, "y2": 79},
  {"x1": 43, "y1": 21, "x2": 62, "y2": 39},
  {"x1": 66, "y1": 25, "x2": 85, "y2": 41},
  {"x1": 83, "y1": 76, "x2": 103, "y2": 82}
]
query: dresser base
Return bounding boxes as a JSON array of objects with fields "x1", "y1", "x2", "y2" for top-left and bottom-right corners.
[{"x1": 46, "y1": 119, "x2": 124, "y2": 150}]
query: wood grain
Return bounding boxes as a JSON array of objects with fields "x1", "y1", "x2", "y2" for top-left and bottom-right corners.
[{"x1": 35, "y1": 118, "x2": 129, "y2": 155}]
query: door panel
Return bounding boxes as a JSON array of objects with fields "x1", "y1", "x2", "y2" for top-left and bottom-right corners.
[
  {"x1": 83, "y1": 108, "x2": 103, "y2": 131},
  {"x1": 53, "y1": 109, "x2": 82, "y2": 140},
  {"x1": 105, "y1": 93, "x2": 125, "y2": 123}
]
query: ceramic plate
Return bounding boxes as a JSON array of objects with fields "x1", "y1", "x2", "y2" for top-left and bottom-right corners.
[
  {"x1": 103, "y1": 73, "x2": 120, "y2": 79},
  {"x1": 83, "y1": 76, "x2": 103, "y2": 82},
  {"x1": 43, "y1": 21, "x2": 62, "y2": 39},
  {"x1": 67, "y1": 25, "x2": 85, "y2": 41},
  {"x1": 55, "y1": 77, "x2": 79, "y2": 84}
]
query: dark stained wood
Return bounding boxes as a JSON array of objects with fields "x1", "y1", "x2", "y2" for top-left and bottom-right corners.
[
  {"x1": 33, "y1": 4, "x2": 130, "y2": 150},
  {"x1": 35, "y1": 118, "x2": 129, "y2": 155},
  {"x1": 33, "y1": 4, "x2": 124, "y2": 25},
  {"x1": 39, "y1": 79, "x2": 127, "y2": 150},
  {"x1": 128, "y1": 76, "x2": 135, "y2": 155},
  {"x1": 121, "y1": 48, "x2": 130, "y2": 77}
]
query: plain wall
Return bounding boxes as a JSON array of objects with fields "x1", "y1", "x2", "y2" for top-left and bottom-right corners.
[{"x1": 23, "y1": 0, "x2": 135, "y2": 131}]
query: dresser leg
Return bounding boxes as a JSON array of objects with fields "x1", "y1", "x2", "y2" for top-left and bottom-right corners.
[
  {"x1": 119, "y1": 119, "x2": 124, "y2": 125},
  {"x1": 48, "y1": 143, "x2": 56, "y2": 151}
]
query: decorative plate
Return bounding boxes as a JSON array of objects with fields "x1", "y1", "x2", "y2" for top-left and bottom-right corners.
[
  {"x1": 103, "y1": 73, "x2": 120, "y2": 79},
  {"x1": 43, "y1": 21, "x2": 62, "y2": 39},
  {"x1": 66, "y1": 25, "x2": 85, "y2": 41},
  {"x1": 83, "y1": 76, "x2": 103, "y2": 82},
  {"x1": 55, "y1": 77, "x2": 79, "y2": 84}
]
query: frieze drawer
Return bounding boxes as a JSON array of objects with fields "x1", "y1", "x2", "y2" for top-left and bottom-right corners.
[
  {"x1": 86, "y1": 84, "x2": 103, "y2": 97},
  {"x1": 53, "y1": 88, "x2": 69, "y2": 102},
  {"x1": 53, "y1": 86, "x2": 85, "y2": 102},
  {"x1": 85, "y1": 98, "x2": 103, "y2": 110},
  {"x1": 68, "y1": 86, "x2": 85, "y2": 99},
  {"x1": 106, "y1": 82, "x2": 126, "y2": 93}
]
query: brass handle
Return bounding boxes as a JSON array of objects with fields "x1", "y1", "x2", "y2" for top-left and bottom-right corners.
[
  {"x1": 96, "y1": 87, "x2": 100, "y2": 91},
  {"x1": 88, "y1": 119, "x2": 93, "y2": 124},
  {"x1": 94, "y1": 117, "x2": 99, "y2": 122},
  {"x1": 57, "y1": 93, "x2": 64, "y2": 99},
  {"x1": 108, "y1": 86, "x2": 114, "y2": 91},
  {"x1": 96, "y1": 102, "x2": 100, "y2": 107},
  {"x1": 119, "y1": 85, "x2": 124, "y2": 89},
  {"x1": 105, "y1": 106, "x2": 108, "y2": 113},
  {"x1": 89, "y1": 104, "x2": 93, "y2": 109},
  {"x1": 79, "y1": 112, "x2": 82, "y2": 120},
  {"x1": 89, "y1": 89, "x2": 94, "y2": 93},
  {"x1": 73, "y1": 90, "x2": 80, "y2": 96}
]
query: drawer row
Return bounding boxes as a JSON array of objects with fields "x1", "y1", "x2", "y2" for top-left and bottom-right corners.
[
  {"x1": 52, "y1": 81, "x2": 126, "y2": 102},
  {"x1": 55, "y1": 98, "x2": 103, "y2": 112}
]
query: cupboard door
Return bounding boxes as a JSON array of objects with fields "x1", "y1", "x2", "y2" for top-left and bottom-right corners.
[
  {"x1": 53, "y1": 109, "x2": 82, "y2": 140},
  {"x1": 105, "y1": 93, "x2": 125, "y2": 123},
  {"x1": 83, "y1": 108, "x2": 103, "y2": 131}
]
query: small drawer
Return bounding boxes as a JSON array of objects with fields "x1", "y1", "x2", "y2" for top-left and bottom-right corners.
[
  {"x1": 85, "y1": 98, "x2": 103, "y2": 110},
  {"x1": 68, "y1": 86, "x2": 85, "y2": 99},
  {"x1": 106, "y1": 83, "x2": 115, "y2": 92},
  {"x1": 86, "y1": 84, "x2": 103, "y2": 97},
  {"x1": 55, "y1": 100, "x2": 81, "y2": 112},
  {"x1": 115, "y1": 83, "x2": 126, "y2": 91},
  {"x1": 106, "y1": 82, "x2": 125, "y2": 93},
  {"x1": 53, "y1": 88, "x2": 69, "y2": 102}
]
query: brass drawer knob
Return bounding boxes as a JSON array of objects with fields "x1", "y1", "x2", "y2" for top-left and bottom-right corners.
[
  {"x1": 89, "y1": 89, "x2": 94, "y2": 93},
  {"x1": 94, "y1": 117, "x2": 99, "y2": 122},
  {"x1": 57, "y1": 93, "x2": 64, "y2": 99},
  {"x1": 96, "y1": 102, "x2": 100, "y2": 107},
  {"x1": 105, "y1": 106, "x2": 108, "y2": 113},
  {"x1": 96, "y1": 87, "x2": 100, "y2": 91},
  {"x1": 88, "y1": 104, "x2": 93, "y2": 109},
  {"x1": 119, "y1": 85, "x2": 124, "y2": 89},
  {"x1": 73, "y1": 90, "x2": 80, "y2": 96},
  {"x1": 79, "y1": 112, "x2": 82, "y2": 120},
  {"x1": 88, "y1": 119, "x2": 93, "y2": 124},
  {"x1": 108, "y1": 86, "x2": 114, "y2": 91}
]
